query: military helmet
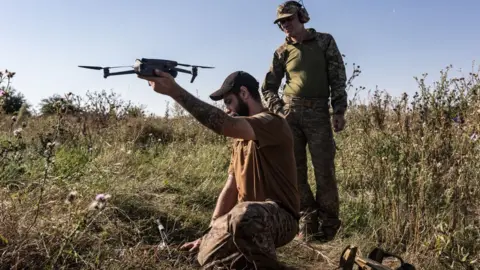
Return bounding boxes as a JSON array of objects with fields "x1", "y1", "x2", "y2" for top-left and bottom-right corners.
[{"x1": 273, "y1": 1, "x2": 310, "y2": 24}]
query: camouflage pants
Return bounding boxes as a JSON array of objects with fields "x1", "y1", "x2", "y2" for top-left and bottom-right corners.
[
  {"x1": 283, "y1": 96, "x2": 341, "y2": 241},
  {"x1": 197, "y1": 200, "x2": 298, "y2": 270}
]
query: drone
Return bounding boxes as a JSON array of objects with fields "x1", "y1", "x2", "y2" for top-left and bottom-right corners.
[{"x1": 78, "y1": 58, "x2": 214, "y2": 83}]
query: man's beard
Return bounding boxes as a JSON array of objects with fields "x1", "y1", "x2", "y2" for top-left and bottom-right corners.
[{"x1": 235, "y1": 98, "x2": 250, "y2": 117}]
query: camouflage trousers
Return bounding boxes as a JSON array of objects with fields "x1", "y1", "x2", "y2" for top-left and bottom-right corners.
[
  {"x1": 283, "y1": 96, "x2": 341, "y2": 241},
  {"x1": 197, "y1": 200, "x2": 298, "y2": 270}
]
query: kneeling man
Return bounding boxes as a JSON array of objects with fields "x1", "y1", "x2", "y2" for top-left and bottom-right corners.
[{"x1": 139, "y1": 70, "x2": 300, "y2": 269}]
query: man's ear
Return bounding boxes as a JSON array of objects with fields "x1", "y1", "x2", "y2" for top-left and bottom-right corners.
[{"x1": 239, "y1": 86, "x2": 250, "y2": 100}]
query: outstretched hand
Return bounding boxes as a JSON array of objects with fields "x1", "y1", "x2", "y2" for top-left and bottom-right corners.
[
  {"x1": 179, "y1": 238, "x2": 202, "y2": 252},
  {"x1": 138, "y1": 69, "x2": 181, "y2": 97}
]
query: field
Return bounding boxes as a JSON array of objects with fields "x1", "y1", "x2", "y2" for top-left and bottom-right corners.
[{"x1": 1, "y1": 64, "x2": 479, "y2": 270}]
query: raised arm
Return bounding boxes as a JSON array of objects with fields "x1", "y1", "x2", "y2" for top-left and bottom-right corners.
[
  {"x1": 261, "y1": 48, "x2": 286, "y2": 115},
  {"x1": 138, "y1": 69, "x2": 256, "y2": 141},
  {"x1": 325, "y1": 34, "x2": 348, "y2": 115},
  {"x1": 171, "y1": 86, "x2": 255, "y2": 140}
]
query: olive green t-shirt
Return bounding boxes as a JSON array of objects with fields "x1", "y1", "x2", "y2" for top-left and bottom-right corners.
[
  {"x1": 261, "y1": 28, "x2": 348, "y2": 116},
  {"x1": 227, "y1": 110, "x2": 300, "y2": 219},
  {"x1": 281, "y1": 32, "x2": 330, "y2": 98}
]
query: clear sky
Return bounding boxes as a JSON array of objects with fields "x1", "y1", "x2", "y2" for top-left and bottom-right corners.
[{"x1": 2, "y1": 0, "x2": 479, "y2": 116}]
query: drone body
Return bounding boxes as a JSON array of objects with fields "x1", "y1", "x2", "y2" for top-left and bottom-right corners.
[{"x1": 79, "y1": 58, "x2": 214, "y2": 83}]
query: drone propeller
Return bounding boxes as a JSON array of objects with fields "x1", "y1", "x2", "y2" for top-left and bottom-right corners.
[
  {"x1": 176, "y1": 63, "x2": 214, "y2": 69},
  {"x1": 78, "y1": 65, "x2": 132, "y2": 70},
  {"x1": 78, "y1": 65, "x2": 104, "y2": 70}
]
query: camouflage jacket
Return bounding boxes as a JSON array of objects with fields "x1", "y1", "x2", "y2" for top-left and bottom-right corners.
[{"x1": 261, "y1": 28, "x2": 348, "y2": 115}]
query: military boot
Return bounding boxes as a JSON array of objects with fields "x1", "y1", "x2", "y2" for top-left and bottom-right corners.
[
  {"x1": 316, "y1": 218, "x2": 341, "y2": 242},
  {"x1": 295, "y1": 209, "x2": 319, "y2": 242}
]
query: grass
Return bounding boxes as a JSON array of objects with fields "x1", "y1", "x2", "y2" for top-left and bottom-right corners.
[{"x1": 1, "y1": 63, "x2": 479, "y2": 269}]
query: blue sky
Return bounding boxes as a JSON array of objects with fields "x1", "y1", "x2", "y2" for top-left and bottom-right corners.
[{"x1": 2, "y1": 0, "x2": 479, "y2": 115}]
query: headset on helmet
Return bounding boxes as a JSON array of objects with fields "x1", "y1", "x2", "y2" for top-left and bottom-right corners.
[{"x1": 278, "y1": 0, "x2": 310, "y2": 24}]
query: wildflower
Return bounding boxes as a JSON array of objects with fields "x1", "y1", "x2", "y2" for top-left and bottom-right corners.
[
  {"x1": 13, "y1": 128, "x2": 22, "y2": 137},
  {"x1": 95, "y1": 193, "x2": 111, "y2": 202},
  {"x1": 88, "y1": 193, "x2": 111, "y2": 211},
  {"x1": 87, "y1": 201, "x2": 99, "y2": 211},
  {"x1": 65, "y1": 191, "x2": 78, "y2": 204},
  {"x1": 452, "y1": 115, "x2": 464, "y2": 124},
  {"x1": 46, "y1": 141, "x2": 59, "y2": 149},
  {"x1": 471, "y1": 133, "x2": 478, "y2": 142}
]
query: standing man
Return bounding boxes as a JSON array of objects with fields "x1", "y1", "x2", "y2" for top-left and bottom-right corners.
[
  {"x1": 139, "y1": 69, "x2": 300, "y2": 269},
  {"x1": 261, "y1": 0, "x2": 348, "y2": 242}
]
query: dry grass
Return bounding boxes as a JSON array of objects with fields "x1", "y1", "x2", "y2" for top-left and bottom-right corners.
[{"x1": 1, "y1": 64, "x2": 479, "y2": 269}]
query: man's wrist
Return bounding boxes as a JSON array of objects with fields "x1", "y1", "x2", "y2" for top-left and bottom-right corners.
[{"x1": 168, "y1": 84, "x2": 185, "y2": 100}]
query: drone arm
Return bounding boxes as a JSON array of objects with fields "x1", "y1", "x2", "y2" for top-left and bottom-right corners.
[
  {"x1": 171, "y1": 67, "x2": 197, "y2": 83},
  {"x1": 172, "y1": 67, "x2": 192, "y2": 74},
  {"x1": 106, "y1": 70, "x2": 137, "y2": 77}
]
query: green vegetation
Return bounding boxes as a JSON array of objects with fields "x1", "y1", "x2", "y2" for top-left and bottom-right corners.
[{"x1": 0, "y1": 64, "x2": 479, "y2": 269}]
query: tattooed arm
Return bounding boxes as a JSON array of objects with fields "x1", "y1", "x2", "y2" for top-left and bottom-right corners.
[
  {"x1": 171, "y1": 85, "x2": 256, "y2": 140},
  {"x1": 139, "y1": 69, "x2": 255, "y2": 140}
]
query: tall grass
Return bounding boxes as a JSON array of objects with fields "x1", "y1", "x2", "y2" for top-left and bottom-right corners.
[
  {"x1": 335, "y1": 64, "x2": 480, "y2": 269},
  {"x1": 0, "y1": 64, "x2": 479, "y2": 269}
]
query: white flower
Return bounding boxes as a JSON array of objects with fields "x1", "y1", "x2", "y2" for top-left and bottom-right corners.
[
  {"x1": 13, "y1": 128, "x2": 22, "y2": 137},
  {"x1": 65, "y1": 191, "x2": 78, "y2": 204},
  {"x1": 471, "y1": 133, "x2": 478, "y2": 142}
]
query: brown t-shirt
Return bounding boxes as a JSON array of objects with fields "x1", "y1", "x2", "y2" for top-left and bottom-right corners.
[{"x1": 228, "y1": 109, "x2": 300, "y2": 219}]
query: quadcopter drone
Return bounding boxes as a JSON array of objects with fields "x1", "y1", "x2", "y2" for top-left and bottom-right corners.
[{"x1": 78, "y1": 58, "x2": 214, "y2": 83}]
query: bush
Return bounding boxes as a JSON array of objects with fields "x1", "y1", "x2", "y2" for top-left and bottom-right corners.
[{"x1": 39, "y1": 93, "x2": 83, "y2": 115}]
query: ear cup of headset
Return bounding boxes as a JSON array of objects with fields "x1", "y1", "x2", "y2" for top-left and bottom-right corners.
[
  {"x1": 298, "y1": 6, "x2": 310, "y2": 23},
  {"x1": 291, "y1": 1, "x2": 310, "y2": 23},
  {"x1": 280, "y1": 1, "x2": 310, "y2": 24}
]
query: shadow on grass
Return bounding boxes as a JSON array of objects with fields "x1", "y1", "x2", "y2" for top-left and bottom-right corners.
[{"x1": 110, "y1": 192, "x2": 207, "y2": 245}]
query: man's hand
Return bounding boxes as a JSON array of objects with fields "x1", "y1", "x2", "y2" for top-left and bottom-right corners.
[
  {"x1": 138, "y1": 69, "x2": 181, "y2": 97},
  {"x1": 275, "y1": 106, "x2": 287, "y2": 118},
  {"x1": 180, "y1": 238, "x2": 202, "y2": 252},
  {"x1": 333, "y1": 114, "x2": 346, "y2": 132}
]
